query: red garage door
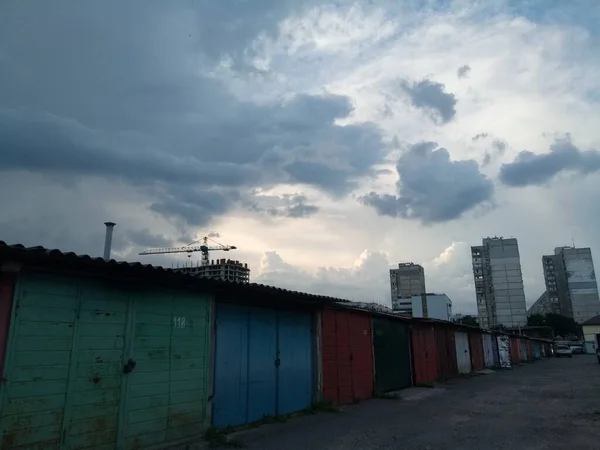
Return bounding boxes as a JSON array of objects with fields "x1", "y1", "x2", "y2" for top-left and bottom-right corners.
[
  {"x1": 321, "y1": 309, "x2": 374, "y2": 405},
  {"x1": 468, "y1": 331, "x2": 485, "y2": 372},
  {"x1": 0, "y1": 273, "x2": 15, "y2": 379},
  {"x1": 411, "y1": 322, "x2": 439, "y2": 384}
]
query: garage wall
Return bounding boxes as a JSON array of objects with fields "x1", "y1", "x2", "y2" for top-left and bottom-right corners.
[{"x1": 0, "y1": 271, "x2": 211, "y2": 450}]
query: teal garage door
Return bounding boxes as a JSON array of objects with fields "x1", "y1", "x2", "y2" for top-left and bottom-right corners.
[{"x1": 0, "y1": 272, "x2": 211, "y2": 450}]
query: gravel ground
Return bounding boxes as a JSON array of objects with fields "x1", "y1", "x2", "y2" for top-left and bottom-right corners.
[{"x1": 217, "y1": 355, "x2": 600, "y2": 450}]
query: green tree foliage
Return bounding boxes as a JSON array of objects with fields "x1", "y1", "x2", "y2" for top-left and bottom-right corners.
[
  {"x1": 526, "y1": 313, "x2": 581, "y2": 338},
  {"x1": 527, "y1": 313, "x2": 545, "y2": 326},
  {"x1": 455, "y1": 315, "x2": 479, "y2": 327}
]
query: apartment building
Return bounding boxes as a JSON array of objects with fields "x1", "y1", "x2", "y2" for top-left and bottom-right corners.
[
  {"x1": 390, "y1": 262, "x2": 426, "y2": 301},
  {"x1": 390, "y1": 262, "x2": 426, "y2": 316},
  {"x1": 471, "y1": 237, "x2": 527, "y2": 328},
  {"x1": 527, "y1": 290, "x2": 559, "y2": 316},
  {"x1": 543, "y1": 246, "x2": 600, "y2": 323}
]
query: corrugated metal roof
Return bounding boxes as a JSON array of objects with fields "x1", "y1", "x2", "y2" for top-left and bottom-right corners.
[{"x1": 0, "y1": 241, "x2": 349, "y2": 305}]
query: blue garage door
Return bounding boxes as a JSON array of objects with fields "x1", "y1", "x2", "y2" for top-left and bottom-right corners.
[
  {"x1": 213, "y1": 305, "x2": 312, "y2": 429},
  {"x1": 276, "y1": 311, "x2": 313, "y2": 416}
]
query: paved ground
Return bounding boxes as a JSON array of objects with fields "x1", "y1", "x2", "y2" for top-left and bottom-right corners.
[{"x1": 225, "y1": 355, "x2": 600, "y2": 450}]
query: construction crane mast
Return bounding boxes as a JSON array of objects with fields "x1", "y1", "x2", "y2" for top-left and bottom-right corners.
[{"x1": 138, "y1": 236, "x2": 237, "y2": 266}]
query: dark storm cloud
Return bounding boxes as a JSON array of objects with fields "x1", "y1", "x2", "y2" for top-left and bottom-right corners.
[
  {"x1": 499, "y1": 138, "x2": 600, "y2": 187},
  {"x1": 359, "y1": 142, "x2": 494, "y2": 223},
  {"x1": 126, "y1": 229, "x2": 172, "y2": 249},
  {"x1": 248, "y1": 194, "x2": 319, "y2": 219},
  {"x1": 400, "y1": 79, "x2": 457, "y2": 124},
  {"x1": 0, "y1": 2, "x2": 386, "y2": 227},
  {"x1": 457, "y1": 65, "x2": 471, "y2": 78}
]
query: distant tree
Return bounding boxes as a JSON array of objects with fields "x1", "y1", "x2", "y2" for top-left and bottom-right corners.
[
  {"x1": 526, "y1": 313, "x2": 581, "y2": 338},
  {"x1": 455, "y1": 315, "x2": 479, "y2": 327},
  {"x1": 545, "y1": 313, "x2": 581, "y2": 338},
  {"x1": 527, "y1": 314, "x2": 545, "y2": 327},
  {"x1": 491, "y1": 324, "x2": 508, "y2": 332}
]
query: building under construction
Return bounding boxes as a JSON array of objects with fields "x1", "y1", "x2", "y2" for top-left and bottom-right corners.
[
  {"x1": 176, "y1": 258, "x2": 250, "y2": 284},
  {"x1": 139, "y1": 235, "x2": 250, "y2": 284}
]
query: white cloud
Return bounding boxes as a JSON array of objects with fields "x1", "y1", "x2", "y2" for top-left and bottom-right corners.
[{"x1": 254, "y1": 241, "x2": 478, "y2": 313}]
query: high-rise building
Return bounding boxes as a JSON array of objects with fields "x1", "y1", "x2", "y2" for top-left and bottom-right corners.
[
  {"x1": 543, "y1": 246, "x2": 600, "y2": 323},
  {"x1": 471, "y1": 237, "x2": 527, "y2": 328},
  {"x1": 390, "y1": 263, "x2": 425, "y2": 299}
]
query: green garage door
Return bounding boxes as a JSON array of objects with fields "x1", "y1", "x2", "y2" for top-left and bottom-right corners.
[
  {"x1": 372, "y1": 317, "x2": 412, "y2": 394},
  {"x1": 0, "y1": 271, "x2": 211, "y2": 450}
]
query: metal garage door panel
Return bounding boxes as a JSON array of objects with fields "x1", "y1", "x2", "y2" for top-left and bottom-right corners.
[
  {"x1": 0, "y1": 273, "x2": 131, "y2": 450},
  {"x1": 247, "y1": 309, "x2": 277, "y2": 423},
  {"x1": 122, "y1": 290, "x2": 210, "y2": 449},
  {"x1": 483, "y1": 334, "x2": 495, "y2": 368},
  {"x1": 277, "y1": 311, "x2": 313, "y2": 416},
  {"x1": 213, "y1": 304, "x2": 249, "y2": 428},
  {"x1": 349, "y1": 314, "x2": 373, "y2": 401},
  {"x1": 66, "y1": 281, "x2": 129, "y2": 450},
  {"x1": 455, "y1": 332, "x2": 471, "y2": 374},
  {"x1": 0, "y1": 273, "x2": 15, "y2": 384},
  {"x1": 334, "y1": 311, "x2": 353, "y2": 404},
  {"x1": 213, "y1": 305, "x2": 279, "y2": 428},
  {"x1": 436, "y1": 327, "x2": 457, "y2": 380},
  {"x1": 373, "y1": 318, "x2": 411, "y2": 393},
  {"x1": 0, "y1": 273, "x2": 79, "y2": 450},
  {"x1": 320, "y1": 309, "x2": 341, "y2": 404}
]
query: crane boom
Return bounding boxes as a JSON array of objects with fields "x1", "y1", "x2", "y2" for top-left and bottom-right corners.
[
  {"x1": 138, "y1": 236, "x2": 237, "y2": 266},
  {"x1": 139, "y1": 245, "x2": 207, "y2": 255}
]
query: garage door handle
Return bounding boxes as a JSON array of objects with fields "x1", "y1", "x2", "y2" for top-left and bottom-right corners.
[
  {"x1": 123, "y1": 358, "x2": 137, "y2": 374},
  {"x1": 275, "y1": 358, "x2": 280, "y2": 367}
]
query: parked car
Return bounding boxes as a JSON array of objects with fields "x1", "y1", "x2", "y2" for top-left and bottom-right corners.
[
  {"x1": 555, "y1": 344, "x2": 573, "y2": 358},
  {"x1": 569, "y1": 345, "x2": 584, "y2": 355}
]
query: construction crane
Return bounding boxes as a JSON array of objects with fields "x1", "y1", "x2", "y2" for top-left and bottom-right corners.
[{"x1": 138, "y1": 236, "x2": 237, "y2": 266}]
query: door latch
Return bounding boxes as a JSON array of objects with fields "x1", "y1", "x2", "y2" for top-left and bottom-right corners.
[{"x1": 123, "y1": 358, "x2": 136, "y2": 374}]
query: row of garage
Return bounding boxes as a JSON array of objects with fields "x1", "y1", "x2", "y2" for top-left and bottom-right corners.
[{"x1": 0, "y1": 243, "x2": 552, "y2": 449}]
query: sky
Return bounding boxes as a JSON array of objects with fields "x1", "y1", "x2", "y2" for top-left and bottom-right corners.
[{"x1": 1, "y1": 0, "x2": 599, "y2": 315}]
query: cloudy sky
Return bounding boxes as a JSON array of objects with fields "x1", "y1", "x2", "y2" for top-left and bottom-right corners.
[{"x1": 1, "y1": 0, "x2": 599, "y2": 314}]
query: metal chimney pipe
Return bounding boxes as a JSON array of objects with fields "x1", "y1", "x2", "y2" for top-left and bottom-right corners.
[{"x1": 103, "y1": 222, "x2": 116, "y2": 261}]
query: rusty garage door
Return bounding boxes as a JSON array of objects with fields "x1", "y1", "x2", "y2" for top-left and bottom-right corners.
[
  {"x1": 411, "y1": 321, "x2": 439, "y2": 385},
  {"x1": 0, "y1": 271, "x2": 211, "y2": 449},
  {"x1": 468, "y1": 331, "x2": 485, "y2": 372},
  {"x1": 321, "y1": 309, "x2": 373, "y2": 405}
]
